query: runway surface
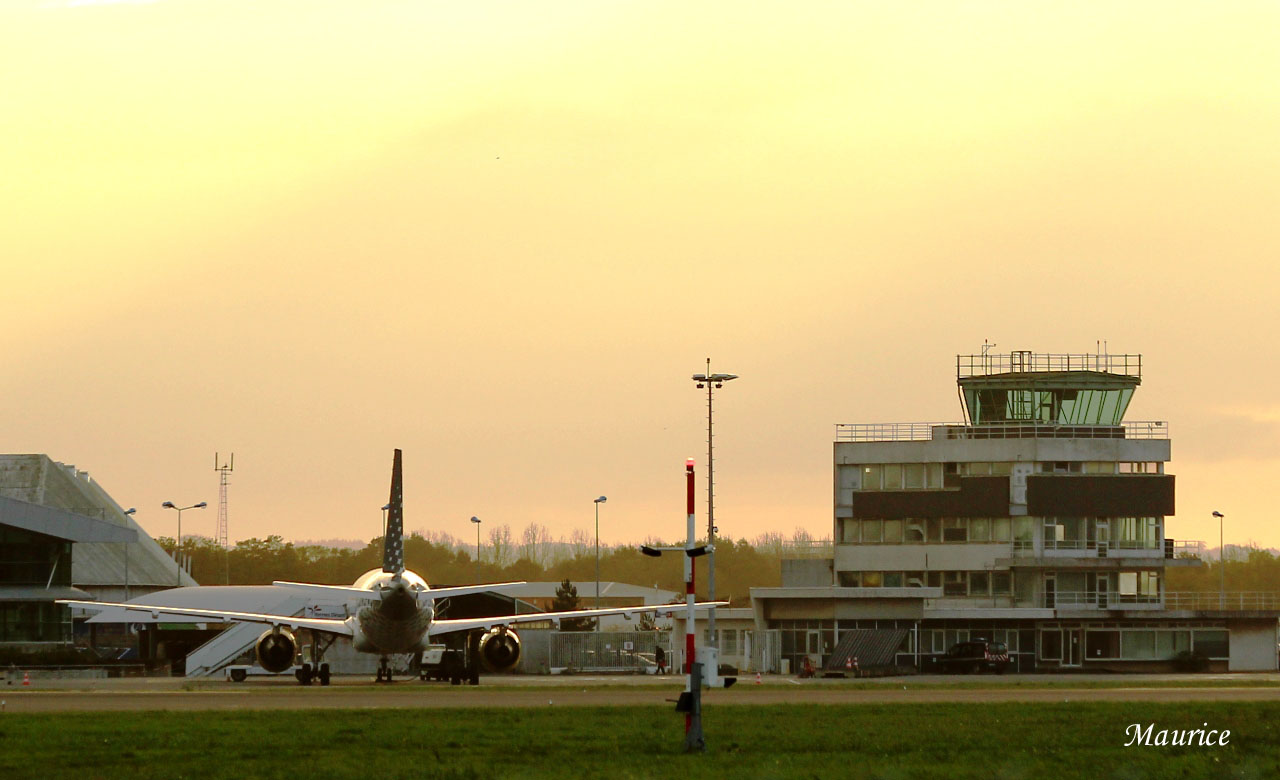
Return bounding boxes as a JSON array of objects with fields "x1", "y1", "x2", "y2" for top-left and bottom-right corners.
[{"x1": 4, "y1": 674, "x2": 1279, "y2": 713}]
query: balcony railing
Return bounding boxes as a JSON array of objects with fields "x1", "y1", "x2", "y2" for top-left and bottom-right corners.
[
  {"x1": 1010, "y1": 539, "x2": 1203, "y2": 559},
  {"x1": 777, "y1": 541, "x2": 834, "y2": 559},
  {"x1": 1051, "y1": 591, "x2": 1161, "y2": 609},
  {"x1": 1163, "y1": 592, "x2": 1280, "y2": 611},
  {"x1": 835, "y1": 421, "x2": 1168, "y2": 442}
]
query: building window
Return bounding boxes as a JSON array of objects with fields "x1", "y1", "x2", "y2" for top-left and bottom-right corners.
[
  {"x1": 883, "y1": 571, "x2": 903, "y2": 588},
  {"x1": 992, "y1": 572, "x2": 1011, "y2": 595},
  {"x1": 862, "y1": 465, "x2": 882, "y2": 490},
  {"x1": 969, "y1": 572, "x2": 989, "y2": 596},
  {"x1": 942, "y1": 518, "x2": 967, "y2": 543},
  {"x1": 969, "y1": 518, "x2": 990, "y2": 542},
  {"x1": 992, "y1": 517, "x2": 1011, "y2": 542},
  {"x1": 1155, "y1": 630, "x2": 1190, "y2": 657},
  {"x1": 1086, "y1": 630, "x2": 1120, "y2": 659},
  {"x1": 883, "y1": 519, "x2": 903, "y2": 544},
  {"x1": 862, "y1": 571, "x2": 883, "y2": 588},
  {"x1": 926, "y1": 519, "x2": 942, "y2": 543},
  {"x1": 904, "y1": 463, "x2": 925, "y2": 489},
  {"x1": 1040, "y1": 630, "x2": 1062, "y2": 660},
  {"x1": 1121, "y1": 630, "x2": 1157, "y2": 660},
  {"x1": 838, "y1": 571, "x2": 860, "y2": 587},
  {"x1": 862, "y1": 520, "x2": 883, "y2": 544},
  {"x1": 840, "y1": 519, "x2": 859, "y2": 544},
  {"x1": 883, "y1": 465, "x2": 903, "y2": 490},
  {"x1": 905, "y1": 519, "x2": 926, "y2": 543},
  {"x1": 1084, "y1": 461, "x2": 1115, "y2": 474},
  {"x1": 943, "y1": 571, "x2": 967, "y2": 596},
  {"x1": 1194, "y1": 630, "x2": 1229, "y2": 659},
  {"x1": 906, "y1": 571, "x2": 925, "y2": 587},
  {"x1": 926, "y1": 463, "x2": 943, "y2": 488}
]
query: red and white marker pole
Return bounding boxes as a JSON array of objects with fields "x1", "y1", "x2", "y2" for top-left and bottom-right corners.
[{"x1": 684, "y1": 457, "x2": 696, "y2": 731}]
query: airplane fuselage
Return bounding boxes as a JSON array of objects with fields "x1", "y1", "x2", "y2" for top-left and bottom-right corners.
[{"x1": 350, "y1": 569, "x2": 435, "y2": 655}]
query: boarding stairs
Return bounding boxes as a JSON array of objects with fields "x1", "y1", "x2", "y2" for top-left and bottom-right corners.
[
  {"x1": 183, "y1": 594, "x2": 310, "y2": 677},
  {"x1": 823, "y1": 629, "x2": 909, "y2": 676}
]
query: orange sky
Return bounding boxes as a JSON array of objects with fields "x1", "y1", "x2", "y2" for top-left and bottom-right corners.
[{"x1": 2, "y1": 1, "x2": 1277, "y2": 550}]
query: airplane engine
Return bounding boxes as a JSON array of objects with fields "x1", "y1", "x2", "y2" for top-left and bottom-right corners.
[
  {"x1": 255, "y1": 629, "x2": 298, "y2": 673},
  {"x1": 477, "y1": 627, "x2": 521, "y2": 673}
]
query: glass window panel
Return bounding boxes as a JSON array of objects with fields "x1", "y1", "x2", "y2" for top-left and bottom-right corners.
[
  {"x1": 926, "y1": 463, "x2": 943, "y2": 488},
  {"x1": 1086, "y1": 630, "x2": 1120, "y2": 659},
  {"x1": 992, "y1": 572, "x2": 1011, "y2": 595},
  {"x1": 905, "y1": 520, "x2": 926, "y2": 543},
  {"x1": 1118, "y1": 572, "x2": 1138, "y2": 595},
  {"x1": 841, "y1": 519, "x2": 859, "y2": 544},
  {"x1": 1014, "y1": 517, "x2": 1035, "y2": 543},
  {"x1": 1084, "y1": 461, "x2": 1114, "y2": 474},
  {"x1": 861, "y1": 465, "x2": 881, "y2": 490},
  {"x1": 990, "y1": 462, "x2": 1013, "y2": 475},
  {"x1": 1122, "y1": 630, "x2": 1157, "y2": 659},
  {"x1": 926, "y1": 519, "x2": 942, "y2": 543},
  {"x1": 943, "y1": 571, "x2": 967, "y2": 596},
  {"x1": 1194, "y1": 630, "x2": 1229, "y2": 658},
  {"x1": 883, "y1": 519, "x2": 902, "y2": 544},
  {"x1": 970, "y1": 518, "x2": 990, "y2": 542},
  {"x1": 967, "y1": 462, "x2": 991, "y2": 476},
  {"x1": 942, "y1": 518, "x2": 968, "y2": 543},
  {"x1": 883, "y1": 465, "x2": 902, "y2": 490},
  {"x1": 903, "y1": 463, "x2": 925, "y2": 489},
  {"x1": 838, "y1": 571, "x2": 860, "y2": 587},
  {"x1": 905, "y1": 571, "x2": 925, "y2": 587},
  {"x1": 927, "y1": 571, "x2": 942, "y2": 588},
  {"x1": 883, "y1": 572, "x2": 903, "y2": 588},
  {"x1": 1155, "y1": 631, "x2": 1175, "y2": 658},
  {"x1": 992, "y1": 518, "x2": 1011, "y2": 542},
  {"x1": 969, "y1": 572, "x2": 989, "y2": 595},
  {"x1": 862, "y1": 571, "x2": 883, "y2": 588},
  {"x1": 863, "y1": 520, "x2": 882, "y2": 544}
]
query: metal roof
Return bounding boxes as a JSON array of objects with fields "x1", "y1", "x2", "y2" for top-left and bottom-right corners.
[
  {"x1": 0, "y1": 455, "x2": 196, "y2": 588},
  {"x1": 825, "y1": 629, "x2": 909, "y2": 670},
  {"x1": 0, "y1": 585, "x2": 93, "y2": 602},
  {"x1": 0, "y1": 494, "x2": 135, "y2": 543}
]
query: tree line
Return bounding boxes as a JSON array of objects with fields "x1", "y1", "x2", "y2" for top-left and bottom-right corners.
[{"x1": 158, "y1": 527, "x2": 830, "y2": 605}]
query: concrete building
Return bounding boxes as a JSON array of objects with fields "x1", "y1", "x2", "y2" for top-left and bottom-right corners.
[{"x1": 751, "y1": 350, "x2": 1280, "y2": 673}]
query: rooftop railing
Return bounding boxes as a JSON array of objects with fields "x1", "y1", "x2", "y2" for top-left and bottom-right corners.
[
  {"x1": 777, "y1": 540, "x2": 835, "y2": 559},
  {"x1": 835, "y1": 421, "x2": 1169, "y2": 442},
  {"x1": 1163, "y1": 592, "x2": 1280, "y2": 611},
  {"x1": 957, "y1": 352, "x2": 1142, "y2": 379}
]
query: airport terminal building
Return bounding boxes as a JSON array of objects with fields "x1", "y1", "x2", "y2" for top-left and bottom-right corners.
[{"x1": 751, "y1": 350, "x2": 1280, "y2": 674}]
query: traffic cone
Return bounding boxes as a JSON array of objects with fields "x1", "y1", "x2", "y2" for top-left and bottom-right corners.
[
  {"x1": 755, "y1": 672, "x2": 761, "y2": 685},
  {"x1": 22, "y1": 672, "x2": 30, "y2": 687},
  {"x1": 845, "y1": 657, "x2": 853, "y2": 670}
]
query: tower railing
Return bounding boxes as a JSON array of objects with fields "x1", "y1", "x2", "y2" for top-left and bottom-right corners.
[
  {"x1": 835, "y1": 421, "x2": 1169, "y2": 442},
  {"x1": 957, "y1": 352, "x2": 1142, "y2": 379}
]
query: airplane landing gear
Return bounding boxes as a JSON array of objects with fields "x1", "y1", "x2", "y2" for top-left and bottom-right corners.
[
  {"x1": 298, "y1": 629, "x2": 336, "y2": 686},
  {"x1": 376, "y1": 656, "x2": 393, "y2": 683}
]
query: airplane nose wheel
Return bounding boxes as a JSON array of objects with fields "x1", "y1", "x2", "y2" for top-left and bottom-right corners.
[{"x1": 376, "y1": 656, "x2": 392, "y2": 683}]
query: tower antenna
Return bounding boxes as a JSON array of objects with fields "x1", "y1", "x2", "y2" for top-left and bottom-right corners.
[{"x1": 215, "y1": 452, "x2": 234, "y2": 585}]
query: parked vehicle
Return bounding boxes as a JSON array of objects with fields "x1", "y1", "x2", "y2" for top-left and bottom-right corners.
[{"x1": 938, "y1": 639, "x2": 1010, "y2": 674}]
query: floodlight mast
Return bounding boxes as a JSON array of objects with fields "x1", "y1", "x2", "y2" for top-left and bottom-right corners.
[{"x1": 692, "y1": 359, "x2": 737, "y2": 650}]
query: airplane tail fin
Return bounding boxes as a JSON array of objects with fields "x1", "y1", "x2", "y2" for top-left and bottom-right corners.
[{"x1": 382, "y1": 449, "x2": 405, "y2": 574}]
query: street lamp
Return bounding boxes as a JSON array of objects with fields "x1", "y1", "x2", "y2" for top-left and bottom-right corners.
[
  {"x1": 123, "y1": 508, "x2": 136, "y2": 601},
  {"x1": 162, "y1": 501, "x2": 207, "y2": 586},
  {"x1": 1213, "y1": 511, "x2": 1225, "y2": 608},
  {"x1": 470, "y1": 516, "x2": 482, "y2": 572},
  {"x1": 594, "y1": 496, "x2": 607, "y2": 627},
  {"x1": 692, "y1": 359, "x2": 737, "y2": 648}
]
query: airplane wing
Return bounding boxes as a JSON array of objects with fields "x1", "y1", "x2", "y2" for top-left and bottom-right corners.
[
  {"x1": 57, "y1": 600, "x2": 353, "y2": 636},
  {"x1": 427, "y1": 601, "x2": 729, "y2": 637},
  {"x1": 423, "y1": 582, "x2": 526, "y2": 600}
]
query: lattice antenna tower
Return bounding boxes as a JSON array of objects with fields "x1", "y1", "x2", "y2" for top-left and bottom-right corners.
[{"x1": 214, "y1": 452, "x2": 234, "y2": 550}]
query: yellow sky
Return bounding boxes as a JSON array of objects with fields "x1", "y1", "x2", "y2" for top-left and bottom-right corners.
[{"x1": 2, "y1": 1, "x2": 1277, "y2": 550}]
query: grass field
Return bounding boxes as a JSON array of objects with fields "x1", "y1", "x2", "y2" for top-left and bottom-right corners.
[{"x1": 3, "y1": 701, "x2": 1277, "y2": 779}]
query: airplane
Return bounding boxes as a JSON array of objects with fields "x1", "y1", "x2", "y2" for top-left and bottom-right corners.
[{"x1": 61, "y1": 449, "x2": 724, "y2": 685}]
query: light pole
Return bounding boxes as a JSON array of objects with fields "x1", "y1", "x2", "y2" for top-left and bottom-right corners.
[
  {"x1": 693, "y1": 359, "x2": 737, "y2": 649},
  {"x1": 162, "y1": 501, "x2": 207, "y2": 586},
  {"x1": 1213, "y1": 511, "x2": 1225, "y2": 608},
  {"x1": 123, "y1": 508, "x2": 136, "y2": 601},
  {"x1": 594, "y1": 496, "x2": 607, "y2": 628},
  {"x1": 470, "y1": 516, "x2": 482, "y2": 573}
]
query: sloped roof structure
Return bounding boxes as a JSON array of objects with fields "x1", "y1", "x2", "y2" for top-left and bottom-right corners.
[{"x1": 0, "y1": 454, "x2": 196, "y2": 589}]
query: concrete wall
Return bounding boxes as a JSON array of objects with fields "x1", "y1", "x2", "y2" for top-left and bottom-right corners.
[
  {"x1": 781, "y1": 558, "x2": 833, "y2": 587},
  {"x1": 1228, "y1": 619, "x2": 1278, "y2": 671},
  {"x1": 834, "y1": 438, "x2": 1170, "y2": 467}
]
